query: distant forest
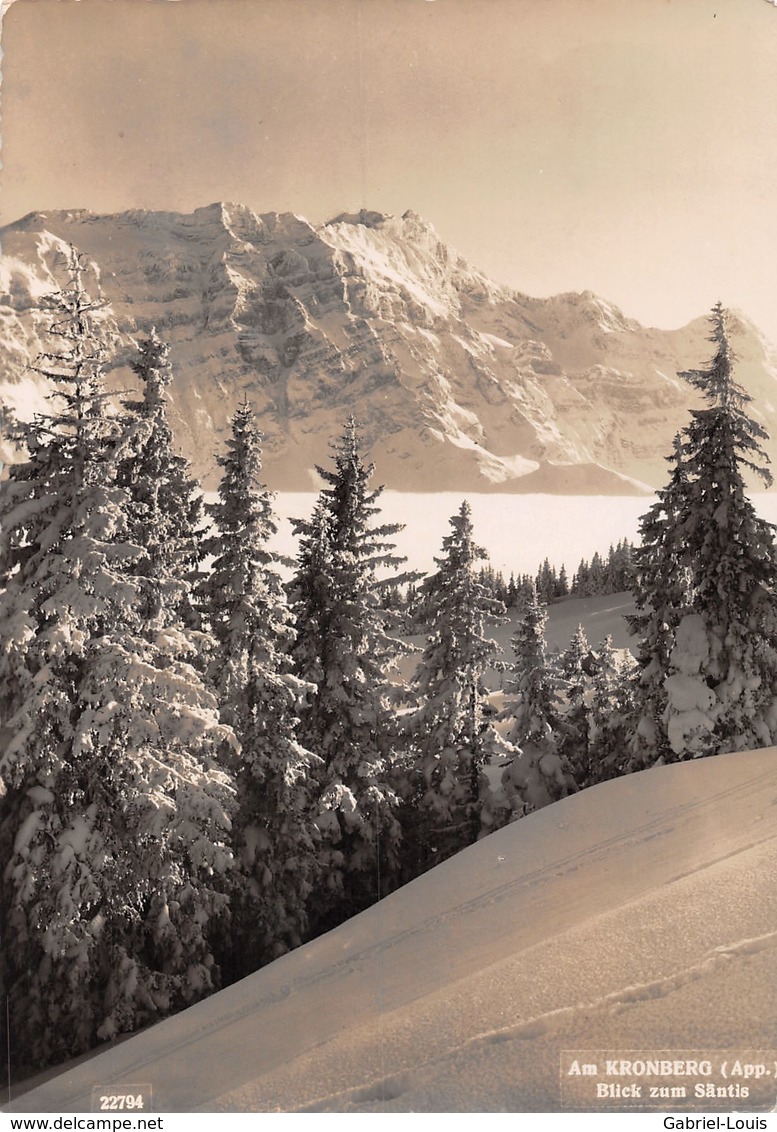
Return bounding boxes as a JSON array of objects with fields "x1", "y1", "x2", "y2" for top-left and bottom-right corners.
[{"x1": 389, "y1": 538, "x2": 636, "y2": 619}]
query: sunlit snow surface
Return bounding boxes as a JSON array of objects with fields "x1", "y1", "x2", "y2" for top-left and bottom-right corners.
[{"x1": 9, "y1": 748, "x2": 777, "y2": 1113}]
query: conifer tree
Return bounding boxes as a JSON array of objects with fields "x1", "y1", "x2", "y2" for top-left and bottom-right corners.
[
  {"x1": 512, "y1": 575, "x2": 522, "y2": 606},
  {"x1": 289, "y1": 496, "x2": 335, "y2": 704},
  {"x1": 608, "y1": 539, "x2": 635, "y2": 592},
  {"x1": 118, "y1": 330, "x2": 205, "y2": 624},
  {"x1": 572, "y1": 558, "x2": 590, "y2": 595},
  {"x1": 557, "y1": 624, "x2": 591, "y2": 783},
  {"x1": 505, "y1": 582, "x2": 559, "y2": 744},
  {"x1": 200, "y1": 400, "x2": 322, "y2": 977},
  {"x1": 558, "y1": 623, "x2": 590, "y2": 683},
  {"x1": 536, "y1": 557, "x2": 557, "y2": 603},
  {"x1": 288, "y1": 418, "x2": 407, "y2": 931},
  {"x1": 627, "y1": 435, "x2": 693, "y2": 766},
  {"x1": 0, "y1": 252, "x2": 235, "y2": 1075},
  {"x1": 557, "y1": 563, "x2": 570, "y2": 597},
  {"x1": 666, "y1": 304, "x2": 777, "y2": 756},
  {"x1": 501, "y1": 582, "x2": 576, "y2": 814},
  {"x1": 405, "y1": 502, "x2": 512, "y2": 871},
  {"x1": 587, "y1": 636, "x2": 636, "y2": 783},
  {"x1": 630, "y1": 304, "x2": 777, "y2": 761},
  {"x1": 588, "y1": 551, "x2": 605, "y2": 595}
]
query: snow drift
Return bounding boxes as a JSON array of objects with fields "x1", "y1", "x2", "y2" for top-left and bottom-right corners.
[{"x1": 8, "y1": 747, "x2": 777, "y2": 1113}]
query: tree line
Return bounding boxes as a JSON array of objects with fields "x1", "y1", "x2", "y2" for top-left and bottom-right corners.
[
  {"x1": 1, "y1": 257, "x2": 773, "y2": 1080},
  {"x1": 398, "y1": 540, "x2": 635, "y2": 619}
]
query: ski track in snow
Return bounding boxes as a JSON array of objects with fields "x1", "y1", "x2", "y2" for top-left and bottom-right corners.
[
  {"x1": 10, "y1": 749, "x2": 777, "y2": 1113},
  {"x1": 212, "y1": 827, "x2": 777, "y2": 1113},
  {"x1": 296, "y1": 930, "x2": 777, "y2": 1112}
]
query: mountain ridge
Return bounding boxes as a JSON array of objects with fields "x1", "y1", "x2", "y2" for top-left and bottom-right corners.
[{"x1": 2, "y1": 203, "x2": 776, "y2": 493}]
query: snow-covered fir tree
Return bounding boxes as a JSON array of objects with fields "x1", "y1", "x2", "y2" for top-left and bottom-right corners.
[
  {"x1": 0, "y1": 252, "x2": 235, "y2": 1076},
  {"x1": 631, "y1": 305, "x2": 777, "y2": 761},
  {"x1": 501, "y1": 581, "x2": 576, "y2": 814},
  {"x1": 404, "y1": 501, "x2": 512, "y2": 873},
  {"x1": 117, "y1": 330, "x2": 205, "y2": 625},
  {"x1": 288, "y1": 418, "x2": 408, "y2": 931},
  {"x1": 586, "y1": 636, "x2": 636, "y2": 784},
  {"x1": 558, "y1": 623, "x2": 590, "y2": 683},
  {"x1": 627, "y1": 435, "x2": 693, "y2": 767},
  {"x1": 556, "y1": 627, "x2": 636, "y2": 787},
  {"x1": 666, "y1": 304, "x2": 777, "y2": 756},
  {"x1": 557, "y1": 624, "x2": 591, "y2": 785},
  {"x1": 504, "y1": 582, "x2": 559, "y2": 746},
  {"x1": 200, "y1": 399, "x2": 322, "y2": 979}
]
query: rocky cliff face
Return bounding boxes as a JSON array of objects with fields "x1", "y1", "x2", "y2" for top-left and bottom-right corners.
[{"x1": 2, "y1": 203, "x2": 776, "y2": 493}]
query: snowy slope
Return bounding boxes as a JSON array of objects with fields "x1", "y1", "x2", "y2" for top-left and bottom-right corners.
[
  {"x1": 9, "y1": 748, "x2": 777, "y2": 1113},
  {"x1": 3, "y1": 204, "x2": 777, "y2": 492}
]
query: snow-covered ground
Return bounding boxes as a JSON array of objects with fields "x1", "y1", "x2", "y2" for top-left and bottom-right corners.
[{"x1": 9, "y1": 748, "x2": 777, "y2": 1114}]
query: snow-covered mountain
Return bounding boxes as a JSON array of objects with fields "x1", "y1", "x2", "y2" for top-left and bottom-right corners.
[
  {"x1": 2, "y1": 203, "x2": 777, "y2": 492},
  {"x1": 8, "y1": 746, "x2": 777, "y2": 1113}
]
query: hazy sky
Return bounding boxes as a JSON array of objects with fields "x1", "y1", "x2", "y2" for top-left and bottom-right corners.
[{"x1": 3, "y1": 0, "x2": 777, "y2": 341}]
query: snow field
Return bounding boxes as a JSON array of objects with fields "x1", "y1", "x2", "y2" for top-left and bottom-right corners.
[{"x1": 10, "y1": 748, "x2": 777, "y2": 1113}]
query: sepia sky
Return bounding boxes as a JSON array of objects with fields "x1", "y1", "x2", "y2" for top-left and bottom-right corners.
[{"x1": 3, "y1": 0, "x2": 777, "y2": 342}]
